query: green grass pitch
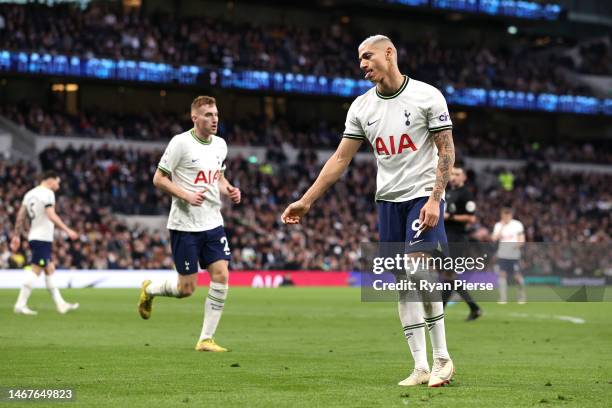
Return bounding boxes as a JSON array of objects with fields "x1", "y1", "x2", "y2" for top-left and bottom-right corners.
[{"x1": 1, "y1": 287, "x2": 611, "y2": 407}]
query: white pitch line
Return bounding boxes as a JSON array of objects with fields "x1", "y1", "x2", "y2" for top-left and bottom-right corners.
[
  {"x1": 554, "y1": 315, "x2": 586, "y2": 324},
  {"x1": 509, "y1": 312, "x2": 585, "y2": 324}
]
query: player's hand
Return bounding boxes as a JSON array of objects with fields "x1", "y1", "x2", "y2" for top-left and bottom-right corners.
[
  {"x1": 281, "y1": 200, "x2": 311, "y2": 224},
  {"x1": 419, "y1": 198, "x2": 440, "y2": 233},
  {"x1": 186, "y1": 189, "x2": 206, "y2": 206},
  {"x1": 67, "y1": 229, "x2": 79, "y2": 240},
  {"x1": 10, "y1": 235, "x2": 20, "y2": 252},
  {"x1": 226, "y1": 186, "x2": 241, "y2": 204}
]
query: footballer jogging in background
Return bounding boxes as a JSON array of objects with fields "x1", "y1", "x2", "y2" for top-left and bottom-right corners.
[
  {"x1": 492, "y1": 207, "x2": 526, "y2": 304},
  {"x1": 282, "y1": 35, "x2": 455, "y2": 387},
  {"x1": 138, "y1": 96, "x2": 241, "y2": 352},
  {"x1": 11, "y1": 170, "x2": 80, "y2": 315}
]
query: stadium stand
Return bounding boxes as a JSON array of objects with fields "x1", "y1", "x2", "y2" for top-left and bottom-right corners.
[
  {"x1": 2, "y1": 104, "x2": 610, "y2": 164},
  {"x1": 0, "y1": 3, "x2": 606, "y2": 95}
]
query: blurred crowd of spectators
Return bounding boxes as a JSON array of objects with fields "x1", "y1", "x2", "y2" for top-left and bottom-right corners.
[
  {"x1": 1, "y1": 3, "x2": 606, "y2": 95},
  {"x1": 2, "y1": 103, "x2": 610, "y2": 164},
  {"x1": 556, "y1": 37, "x2": 612, "y2": 76},
  {"x1": 454, "y1": 123, "x2": 612, "y2": 164},
  {"x1": 472, "y1": 162, "x2": 611, "y2": 277},
  {"x1": 1, "y1": 146, "x2": 609, "y2": 272},
  {"x1": 472, "y1": 162, "x2": 611, "y2": 244},
  {"x1": 0, "y1": 104, "x2": 186, "y2": 141}
]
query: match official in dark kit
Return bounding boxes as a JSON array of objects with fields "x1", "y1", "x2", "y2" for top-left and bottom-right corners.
[{"x1": 443, "y1": 163, "x2": 482, "y2": 321}]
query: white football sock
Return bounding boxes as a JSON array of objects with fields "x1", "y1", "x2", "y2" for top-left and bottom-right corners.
[
  {"x1": 146, "y1": 278, "x2": 180, "y2": 297},
  {"x1": 398, "y1": 296, "x2": 429, "y2": 371},
  {"x1": 45, "y1": 274, "x2": 66, "y2": 306},
  {"x1": 423, "y1": 301, "x2": 450, "y2": 360},
  {"x1": 200, "y1": 282, "x2": 228, "y2": 341},
  {"x1": 498, "y1": 276, "x2": 508, "y2": 302},
  {"x1": 15, "y1": 271, "x2": 38, "y2": 308},
  {"x1": 517, "y1": 281, "x2": 526, "y2": 302}
]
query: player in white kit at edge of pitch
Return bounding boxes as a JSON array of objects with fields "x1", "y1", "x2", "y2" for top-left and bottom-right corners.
[
  {"x1": 12, "y1": 170, "x2": 80, "y2": 315},
  {"x1": 492, "y1": 207, "x2": 526, "y2": 304}
]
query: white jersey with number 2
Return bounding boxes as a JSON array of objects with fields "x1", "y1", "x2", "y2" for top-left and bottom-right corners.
[{"x1": 158, "y1": 128, "x2": 227, "y2": 232}]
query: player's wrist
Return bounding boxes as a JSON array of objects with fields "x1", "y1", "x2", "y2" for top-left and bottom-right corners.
[
  {"x1": 299, "y1": 195, "x2": 314, "y2": 207},
  {"x1": 428, "y1": 194, "x2": 442, "y2": 203},
  {"x1": 178, "y1": 189, "x2": 192, "y2": 202}
]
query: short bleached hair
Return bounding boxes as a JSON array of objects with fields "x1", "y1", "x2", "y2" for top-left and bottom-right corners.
[{"x1": 359, "y1": 34, "x2": 393, "y2": 49}]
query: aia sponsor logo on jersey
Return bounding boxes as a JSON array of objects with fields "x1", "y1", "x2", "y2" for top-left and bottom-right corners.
[
  {"x1": 374, "y1": 134, "x2": 417, "y2": 156},
  {"x1": 194, "y1": 169, "x2": 221, "y2": 184}
]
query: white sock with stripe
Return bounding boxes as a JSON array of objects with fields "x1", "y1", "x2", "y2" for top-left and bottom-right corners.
[
  {"x1": 200, "y1": 282, "x2": 228, "y2": 341},
  {"x1": 517, "y1": 282, "x2": 526, "y2": 302},
  {"x1": 15, "y1": 271, "x2": 38, "y2": 308},
  {"x1": 498, "y1": 276, "x2": 508, "y2": 302},
  {"x1": 423, "y1": 302, "x2": 450, "y2": 360},
  {"x1": 146, "y1": 278, "x2": 180, "y2": 297},
  {"x1": 398, "y1": 297, "x2": 429, "y2": 371},
  {"x1": 45, "y1": 274, "x2": 66, "y2": 306}
]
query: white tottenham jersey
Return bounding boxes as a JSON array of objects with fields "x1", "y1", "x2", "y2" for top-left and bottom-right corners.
[
  {"x1": 343, "y1": 76, "x2": 452, "y2": 202},
  {"x1": 493, "y1": 219, "x2": 525, "y2": 260},
  {"x1": 23, "y1": 185, "x2": 55, "y2": 242},
  {"x1": 158, "y1": 129, "x2": 227, "y2": 232}
]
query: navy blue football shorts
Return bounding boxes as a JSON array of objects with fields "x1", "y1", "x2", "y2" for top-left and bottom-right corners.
[
  {"x1": 495, "y1": 258, "x2": 520, "y2": 275},
  {"x1": 169, "y1": 226, "x2": 231, "y2": 275},
  {"x1": 29, "y1": 240, "x2": 52, "y2": 267},
  {"x1": 377, "y1": 197, "x2": 448, "y2": 256}
]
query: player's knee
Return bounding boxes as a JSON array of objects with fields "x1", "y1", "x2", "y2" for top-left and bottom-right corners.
[
  {"x1": 178, "y1": 284, "x2": 195, "y2": 297},
  {"x1": 211, "y1": 275, "x2": 228, "y2": 286},
  {"x1": 209, "y1": 270, "x2": 228, "y2": 285},
  {"x1": 178, "y1": 289, "x2": 193, "y2": 298},
  {"x1": 422, "y1": 301, "x2": 433, "y2": 315}
]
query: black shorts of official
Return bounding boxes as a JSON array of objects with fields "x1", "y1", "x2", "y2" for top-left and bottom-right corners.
[{"x1": 446, "y1": 232, "x2": 469, "y2": 258}]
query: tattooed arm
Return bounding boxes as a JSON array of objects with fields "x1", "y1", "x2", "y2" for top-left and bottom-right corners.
[
  {"x1": 418, "y1": 128, "x2": 455, "y2": 232},
  {"x1": 431, "y1": 129, "x2": 455, "y2": 201}
]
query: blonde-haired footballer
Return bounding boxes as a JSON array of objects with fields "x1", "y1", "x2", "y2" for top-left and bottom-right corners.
[
  {"x1": 282, "y1": 35, "x2": 455, "y2": 387},
  {"x1": 138, "y1": 96, "x2": 241, "y2": 352}
]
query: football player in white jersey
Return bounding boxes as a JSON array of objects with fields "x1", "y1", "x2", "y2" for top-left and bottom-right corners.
[
  {"x1": 11, "y1": 170, "x2": 80, "y2": 315},
  {"x1": 138, "y1": 96, "x2": 241, "y2": 352},
  {"x1": 492, "y1": 207, "x2": 526, "y2": 304},
  {"x1": 282, "y1": 35, "x2": 455, "y2": 387}
]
